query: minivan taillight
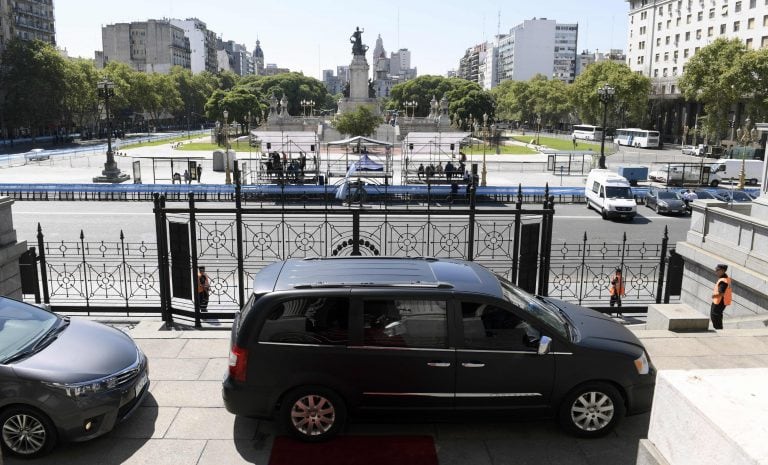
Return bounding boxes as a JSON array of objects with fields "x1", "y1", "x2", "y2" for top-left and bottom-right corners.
[{"x1": 229, "y1": 344, "x2": 248, "y2": 382}]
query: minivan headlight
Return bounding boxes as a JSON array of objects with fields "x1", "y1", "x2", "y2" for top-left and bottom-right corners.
[{"x1": 634, "y1": 352, "x2": 650, "y2": 375}]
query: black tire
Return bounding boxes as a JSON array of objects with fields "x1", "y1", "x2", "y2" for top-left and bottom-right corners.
[
  {"x1": 586, "y1": 200, "x2": 591, "y2": 210},
  {"x1": 601, "y1": 208, "x2": 607, "y2": 220},
  {"x1": 750, "y1": 178, "x2": 759, "y2": 186},
  {"x1": 0, "y1": 406, "x2": 57, "y2": 458},
  {"x1": 710, "y1": 180, "x2": 719, "y2": 187},
  {"x1": 279, "y1": 386, "x2": 346, "y2": 442},
  {"x1": 558, "y1": 382, "x2": 626, "y2": 438},
  {"x1": 654, "y1": 204, "x2": 660, "y2": 213}
]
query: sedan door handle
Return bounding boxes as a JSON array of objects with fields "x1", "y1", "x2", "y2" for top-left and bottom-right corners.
[
  {"x1": 461, "y1": 362, "x2": 486, "y2": 368},
  {"x1": 427, "y1": 362, "x2": 451, "y2": 368}
]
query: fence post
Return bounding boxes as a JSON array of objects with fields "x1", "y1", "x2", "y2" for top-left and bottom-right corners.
[
  {"x1": 234, "y1": 163, "x2": 245, "y2": 308},
  {"x1": 467, "y1": 164, "x2": 477, "y2": 261},
  {"x1": 352, "y1": 210, "x2": 361, "y2": 256},
  {"x1": 511, "y1": 184, "x2": 522, "y2": 283},
  {"x1": 36, "y1": 223, "x2": 49, "y2": 304},
  {"x1": 537, "y1": 185, "x2": 552, "y2": 295},
  {"x1": 542, "y1": 193, "x2": 555, "y2": 297},
  {"x1": 577, "y1": 232, "x2": 588, "y2": 305},
  {"x1": 120, "y1": 230, "x2": 129, "y2": 309},
  {"x1": 656, "y1": 226, "x2": 669, "y2": 304},
  {"x1": 189, "y1": 193, "x2": 201, "y2": 328},
  {"x1": 79, "y1": 230, "x2": 90, "y2": 309}
]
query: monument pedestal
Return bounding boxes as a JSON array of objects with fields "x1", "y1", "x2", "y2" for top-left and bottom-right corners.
[{"x1": 338, "y1": 54, "x2": 380, "y2": 116}]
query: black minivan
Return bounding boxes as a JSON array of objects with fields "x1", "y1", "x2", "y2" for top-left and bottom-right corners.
[{"x1": 223, "y1": 257, "x2": 655, "y2": 440}]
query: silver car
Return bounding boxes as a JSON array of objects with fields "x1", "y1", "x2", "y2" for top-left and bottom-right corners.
[{"x1": 0, "y1": 297, "x2": 149, "y2": 458}]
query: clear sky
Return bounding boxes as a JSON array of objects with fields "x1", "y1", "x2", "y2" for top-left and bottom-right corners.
[{"x1": 57, "y1": 0, "x2": 629, "y2": 79}]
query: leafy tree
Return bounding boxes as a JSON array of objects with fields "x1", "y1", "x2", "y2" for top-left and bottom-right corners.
[
  {"x1": 143, "y1": 72, "x2": 182, "y2": 125},
  {"x1": 728, "y1": 46, "x2": 768, "y2": 123},
  {"x1": 570, "y1": 61, "x2": 651, "y2": 128},
  {"x1": 0, "y1": 39, "x2": 67, "y2": 138},
  {"x1": 332, "y1": 105, "x2": 382, "y2": 136},
  {"x1": 492, "y1": 75, "x2": 572, "y2": 128},
  {"x1": 679, "y1": 38, "x2": 746, "y2": 141},
  {"x1": 170, "y1": 67, "x2": 217, "y2": 125},
  {"x1": 239, "y1": 72, "x2": 329, "y2": 117},
  {"x1": 62, "y1": 58, "x2": 101, "y2": 135}
]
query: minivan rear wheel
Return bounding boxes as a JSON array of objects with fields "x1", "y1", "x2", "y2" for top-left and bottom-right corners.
[
  {"x1": 279, "y1": 386, "x2": 346, "y2": 442},
  {"x1": 0, "y1": 406, "x2": 57, "y2": 458},
  {"x1": 558, "y1": 382, "x2": 625, "y2": 438}
]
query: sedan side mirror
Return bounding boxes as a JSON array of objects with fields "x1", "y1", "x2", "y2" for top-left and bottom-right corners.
[{"x1": 537, "y1": 335, "x2": 552, "y2": 355}]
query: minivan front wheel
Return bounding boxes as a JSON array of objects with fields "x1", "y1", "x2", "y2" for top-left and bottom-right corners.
[
  {"x1": 0, "y1": 406, "x2": 57, "y2": 458},
  {"x1": 280, "y1": 386, "x2": 346, "y2": 442},
  {"x1": 558, "y1": 383, "x2": 625, "y2": 438}
]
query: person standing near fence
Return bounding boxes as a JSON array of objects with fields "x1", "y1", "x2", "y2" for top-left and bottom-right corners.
[
  {"x1": 197, "y1": 165, "x2": 203, "y2": 183},
  {"x1": 710, "y1": 264, "x2": 731, "y2": 329},
  {"x1": 197, "y1": 266, "x2": 211, "y2": 312},
  {"x1": 609, "y1": 267, "x2": 625, "y2": 310}
]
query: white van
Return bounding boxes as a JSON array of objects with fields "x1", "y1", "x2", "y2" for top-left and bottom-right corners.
[
  {"x1": 709, "y1": 159, "x2": 763, "y2": 187},
  {"x1": 585, "y1": 170, "x2": 637, "y2": 220}
]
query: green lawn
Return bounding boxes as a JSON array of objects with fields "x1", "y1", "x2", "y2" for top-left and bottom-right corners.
[
  {"x1": 176, "y1": 142, "x2": 223, "y2": 151},
  {"x1": 120, "y1": 134, "x2": 197, "y2": 150},
  {"x1": 512, "y1": 135, "x2": 601, "y2": 152},
  {"x1": 462, "y1": 144, "x2": 538, "y2": 155}
]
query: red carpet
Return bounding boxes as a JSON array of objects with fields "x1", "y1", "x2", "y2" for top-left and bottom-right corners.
[{"x1": 268, "y1": 435, "x2": 439, "y2": 465}]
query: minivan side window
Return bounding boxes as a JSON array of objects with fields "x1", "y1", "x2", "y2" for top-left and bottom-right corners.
[
  {"x1": 259, "y1": 297, "x2": 349, "y2": 346},
  {"x1": 363, "y1": 299, "x2": 448, "y2": 349},
  {"x1": 592, "y1": 181, "x2": 600, "y2": 194},
  {"x1": 461, "y1": 302, "x2": 540, "y2": 351}
]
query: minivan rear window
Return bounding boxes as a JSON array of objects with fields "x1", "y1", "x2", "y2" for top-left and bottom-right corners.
[{"x1": 259, "y1": 297, "x2": 349, "y2": 346}]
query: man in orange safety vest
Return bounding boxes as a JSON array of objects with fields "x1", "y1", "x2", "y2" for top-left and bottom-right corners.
[
  {"x1": 609, "y1": 267, "x2": 625, "y2": 310},
  {"x1": 711, "y1": 264, "x2": 732, "y2": 330}
]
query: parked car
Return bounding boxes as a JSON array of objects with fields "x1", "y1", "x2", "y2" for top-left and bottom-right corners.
[
  {"x1": 645, "y1": 187, "x2": 688, "y2": 215},
  {"x1": 713, "y1": 190, "x2": 755, "y2": 203},
  {"x1": 223, "y1": 257, "x2": 657, "y2": 441},
  {"x1": 24, "y1": 148, "x2": 49, "y2": 162},
  {"x1": 0, "y1": 297, "x2": 149, "y2": 458},
  {"x1": 691, "y1": 190, "x2": 719, "y2": 200}
]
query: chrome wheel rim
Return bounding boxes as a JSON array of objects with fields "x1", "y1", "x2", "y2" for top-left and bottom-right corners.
[
  {"x1": 290, "y1": 394, "x2": 336, "y2": 436},
  {"x1": 570, "y1": 391, "x2": 615, "y2": 432},
  {"x1": 2, "y1": 414, "x2": 47, "y2": 455}
]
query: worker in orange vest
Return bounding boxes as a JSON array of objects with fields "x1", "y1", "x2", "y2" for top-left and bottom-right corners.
[
  {"x1": 609, "y1": 267, "x2": 625, "y2": 310},
  {"x1": 197, "y1": 266, "x2": 211, "y2": 313},
  {"x1": 711, "y1": 264, "x2": 732, "y2": 329}
]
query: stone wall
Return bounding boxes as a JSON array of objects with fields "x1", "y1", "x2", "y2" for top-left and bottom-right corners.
[{"x1": 0, "y1": 197, "x2": 27, "y2": 299}]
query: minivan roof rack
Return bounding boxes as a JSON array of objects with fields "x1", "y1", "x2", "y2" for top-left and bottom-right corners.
[{"x1": 293, "y1": 281, "x2": 454, "y2": 289}]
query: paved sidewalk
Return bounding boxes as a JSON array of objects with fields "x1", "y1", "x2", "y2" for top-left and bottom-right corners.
[{"x1": 5, "y1": 322, "x2": 768, "y2": 465}]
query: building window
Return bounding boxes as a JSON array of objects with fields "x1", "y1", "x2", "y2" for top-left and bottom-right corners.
[
  {"x1": 666, "y1": 36, "x2": 671, "y2": 44},
  {"x1": 708, "y1": 26, "x2": 714, "y2": 36},
  {"x1": 639, "y1": 41, "x2": 646, "y2": 49},
  {"x1": 720, "y1": 24, "x2": 727, "y2": 34},
  {"x1": 684, "y1": 48, "x2": 690, "y2": 57},
  {"x1": 657, "y1": 37, "x2": 662, "y2": 46},
  {"x1": 764, "y1": 15, "x2": 768, "y2": 27},
  {"x1": 655, "y1": 53, "x2": 660, "y2": 62},
  {"x1": 673, "y1": 67, "x2": 678, "y2": 75},
  {"x1": 698, "y1": 11, "x2": 704, "y2": 21},
  {"x1": 734, "y1": 21, "x2": 740, "y2": 31},
  {"x1": 736, "y1": 1, "x2": 742, "y2": 11},
  {"x1": 667, "y1": 19, "x2": 672, "y2": 28},
  {"x1": 654, "y1": 68, "x2": 659, "y2": 77},
  {"x1": 748, "y1": 18, "x2": 755, "y2": 29},
  {"x1": 747, "y1": 37, "x2": 754, "y2": 48},
  {"x1": 640, "y1": 26, "x2": 646, "y2": 34},
  {"x1": 709, "y1": 8, "x2": 715, "y2": 18},
  {"x1": 687, "y1": 14, "x2": 692, "y2": 23},
  {"x1": 696, "y1": 29, "x2": 702, "y2": 39},
  {"x1": 671, "y1": 85, "x2": 676, "y2": 94},
  {"x1": 750, "y1": 0, "x2": 756, "y2": 7},
  {"x1": 686, "y1": 31, "x2": 691, "y2": 40},
  {"x1": 762, "y1": 36, "x2": 768, "y2": 48},
  {"x1": 664, "y1": 51, "x2": 669, "y2": 61}
]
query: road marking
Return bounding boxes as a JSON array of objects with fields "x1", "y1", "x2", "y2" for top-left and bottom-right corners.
[{"x1": 14, "y1": 211, "x2": 154, "y2": 215}]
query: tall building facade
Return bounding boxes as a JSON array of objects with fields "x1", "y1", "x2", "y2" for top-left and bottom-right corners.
[
  {"x1": 576, "y1": 49, "x2": 626, "y2": 75},
  {"x1": 253, "y1": 40, "x2": 264, "y2": 75},
  {"x1": 369, "y1": 36, "x2": 418, "y2": 97},
  {"x1": 0, "y1": 0, "x2": 56, "y2": 51},
  {"x1": 626, "y1": 0, "x2": 768, "y2": 97},
  {"x1": 169, "y1": 18, "x2": 217, "y2": 74},
  {"x1": 97, "y1": 20, "x2": 191, "y2": 73},
  {"x1": 217, "y1": 39, "x2": 254, "y2": 76},
  {"x1": 554, "y1": 23, "x2": 579, "y2": 83}
]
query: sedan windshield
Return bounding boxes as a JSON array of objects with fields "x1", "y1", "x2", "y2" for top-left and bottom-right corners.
[
  {"x1": 497, "y1": 277, "x2": 569, "y2": 339},
  {"x1": 605, "y1": 187, "x2": 633, "y2": 199},
  {"x1": 0, "y1": 298, "x2": 59, "y2": 363}
]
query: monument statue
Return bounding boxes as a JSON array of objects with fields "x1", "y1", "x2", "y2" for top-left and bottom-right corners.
[{"x1": 350, "y1": 27, "x2": 368, "y2": 56}]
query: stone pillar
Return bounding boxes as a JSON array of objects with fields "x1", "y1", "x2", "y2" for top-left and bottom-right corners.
[
  {"x1": 0, "y1": 197, "x2": 27, "y2": 299},
  {"x1": 348, "y1": 55, "x2": 370, "y2": 100}
]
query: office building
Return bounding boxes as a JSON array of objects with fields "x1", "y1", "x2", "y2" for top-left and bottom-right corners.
[
  {"x1": 97, "y1": 20, "x2": 191, "y2": 73},
  {"x1": 0, "y1": 0, "x2": 56, "y2": 52},
  {"x1": 169, "y1": 18, "x2": 218, "y2": 74}
]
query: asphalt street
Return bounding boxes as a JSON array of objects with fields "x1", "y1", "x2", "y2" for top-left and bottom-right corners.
[{"x1": 9, "y1": 201, "x2": 692, "y2": 248}]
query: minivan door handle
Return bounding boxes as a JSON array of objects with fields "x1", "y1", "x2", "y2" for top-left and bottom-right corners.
[
  {"x1": 427, "y1": 361, "x2": 451, "y2": 368},
  {"x1": 461, "y1": 362, "x2": 486, "y2": 368}
]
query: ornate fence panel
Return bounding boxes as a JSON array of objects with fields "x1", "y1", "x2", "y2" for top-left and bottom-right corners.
[{"x1": 547, "y1": 229, "x2": 670, "y2": 308}]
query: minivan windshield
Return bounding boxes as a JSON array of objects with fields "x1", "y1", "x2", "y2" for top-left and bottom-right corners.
[
  {"x1": 605, "y1": 186, "x2": 633, "y2": 199},
  {"x1": 0, "y1": 298, "x2": 59, "y2": 363},
  {"x1": 497, "y1": 277, "x2": 569, "y2": 339}
]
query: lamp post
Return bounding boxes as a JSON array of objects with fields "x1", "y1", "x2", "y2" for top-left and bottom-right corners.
[
  {"x1": 736, "y1": 117, "x2": 757, "y2": 190},
  {"x1": 223, "y1": 109, "x2": 231, "y2": 185},
  {"x1": 404, "y1": 100, "x2": 418, "y2": 119},
  {"x1": 93, "y1": 79, "x2": 129, "y2": 183},
  {"x1": 300, "y1": 99, "x2": 315, "y2": 118},
  {"x1": 597, "y1": 84, "x2": 615, "y2": 169},
  {"x1": 481, "y1": 113, "x2": 488, "y2": 187},
  {"x1": 535, "y1": 115, "x2": 542, "y2": 146}
]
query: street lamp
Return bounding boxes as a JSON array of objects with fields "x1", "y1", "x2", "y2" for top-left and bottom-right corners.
[
  {"x1": 597, "y1": 84, "x2": 615, "y2": 169},
  {"x1": 736, "y1": 117, "x2": 757, "y2": 190},
  {"x1": 223, "y1": 109, "x2": 231, "y2": 185},
  {"x1": 300, "y1": 99, "x2": 315, "y2": 118},
  {"x1": 481, "y1": 113, "x2": 488, "y2": 187},
  {"x1": 535, "y1": 115, "x2": 542, "y2": 146},
  {"x1": 404, "y1": 100, "x2": 418, "y2": 119},
  {"x1": 93, "y1": 79, "x2": 129, "y2": 183}
]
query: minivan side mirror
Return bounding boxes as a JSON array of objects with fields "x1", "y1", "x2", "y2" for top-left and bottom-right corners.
[{"x1": 538, "y1": 335, "x2": 552, "y2": 355}]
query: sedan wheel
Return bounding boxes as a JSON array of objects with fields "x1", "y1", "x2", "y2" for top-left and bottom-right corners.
[
  {"x1": 280, "y1": 386, "x2": 346, "y2": 442},
  {"x1": 0, "y1": 407, "x2": 57, "y2": 458},
  {"x1": 559, "y1": 383, "x2": 625, "y2": 438}
]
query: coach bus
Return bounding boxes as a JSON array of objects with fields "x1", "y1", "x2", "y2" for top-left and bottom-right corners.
[
  {"x1": 614, "y1": 128, "x2": 660, "y2": 148},
  {"x1": 572, "y1": 124, "x2": 604, "y2": 141}
]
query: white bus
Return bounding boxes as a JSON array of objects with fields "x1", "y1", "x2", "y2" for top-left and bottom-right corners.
[
  {"x1": 572, "y1": 125, "x2": 604, "y2": 141},
  {"x1": 614, "y1": 128, "x2": 660, "y2": 148}
]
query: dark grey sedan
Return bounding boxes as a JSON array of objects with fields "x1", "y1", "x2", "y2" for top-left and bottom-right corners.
[
  {"x1": 0, "y1": 297, "x2": 149, "y2": 458},
  {"x1": 645, "y1": 188, "x2": 688, "y2": 215}
]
